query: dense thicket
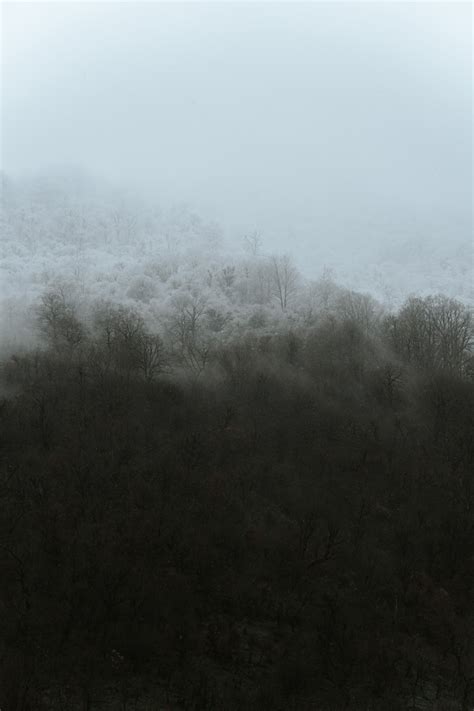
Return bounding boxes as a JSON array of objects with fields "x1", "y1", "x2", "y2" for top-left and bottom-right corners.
[{"x1": 0, "y1": 290, "x2": 473, "y2": 710}]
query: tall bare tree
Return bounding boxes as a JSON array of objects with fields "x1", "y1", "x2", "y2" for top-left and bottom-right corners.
[
  {"x1": 270, "y1": 254, "x2": 299, "y2": 311},
  {"x1": 243, "y1": 230, "x2": 263, "y2": 257}
]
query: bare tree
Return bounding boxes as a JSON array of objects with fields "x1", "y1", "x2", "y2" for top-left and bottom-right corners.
[
  {"x1": 167, "y1": 291, "x2": 210, "y2": 375},
  {"x1": 336, "y1": 290, "x2": 382, "y2": 336},
  {"x1": 93, "y1": 303, "x2": 169, "y2": 380},
  {"x1": 36, "y1": 288, "x2": 85, "y2": 351},
  {"x1": 136, "y1": 333, "x2": 168, "y2": 381},
  {"x1": 93, "y1": 303, "x2": 145, "y2": 373},
  {"x1": 431, "y1": 295, "x2": 473, "y2": 373},
  {"x1": 388, "y1": 295, "x2": 473, "y2": 374},
  {"x1": 270, "y1": 254, "x2": 299, "y2": 311},
  {"x1": 243, "y1": 230, "x2": 263, "y2": 257},
  {"x1": 168, "y1": 292, "x2": 207, "y2": 345}
]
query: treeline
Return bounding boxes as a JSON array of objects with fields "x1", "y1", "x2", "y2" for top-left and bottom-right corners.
[
  {"x1": 2, "y1": 172, "x2": 472, "y2": 349},
  {"x1": 30, "y1": 282, "x2": 474, "y2": 380},
  {"x1": 0, "y1": 289, "x2": 473, "y2": 709}
]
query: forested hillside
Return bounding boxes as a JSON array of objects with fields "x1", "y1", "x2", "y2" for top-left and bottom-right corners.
[
  {"x1": 1, "y1": 173, "x2": 472, "y2": 358},
  {"x1": 2, "y1": 0, "x2": 472, "y2": 707},
  {"x1": 0, "y1": 175, "x2": 473, "y2": 707}
]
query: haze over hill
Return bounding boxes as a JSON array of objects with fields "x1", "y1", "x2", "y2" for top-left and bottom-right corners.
[
  {"x1": 2, "y1": 4, "x2": 474, "y2": 709},
  {"x1": 2, "y1": 2, "x2": 472, "y2": 303}
]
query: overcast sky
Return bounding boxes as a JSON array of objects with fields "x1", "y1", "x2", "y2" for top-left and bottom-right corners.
[{"x1": 1, "y1": 1, "x2": 472, "y2": 253}]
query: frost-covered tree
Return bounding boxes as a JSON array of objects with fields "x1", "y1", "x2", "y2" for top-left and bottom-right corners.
[
  {"x1": 243, "y1": 230, "x2": 263, "y2": 257},
  {"x1": 270, "y1": 254, "x2": 299, "y2": 311}
]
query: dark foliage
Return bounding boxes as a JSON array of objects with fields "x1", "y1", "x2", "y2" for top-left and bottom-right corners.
[{"x1": 0, "y1": 303, "x2": 473, "y2": 710}]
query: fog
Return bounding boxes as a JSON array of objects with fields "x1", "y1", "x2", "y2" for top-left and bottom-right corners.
[
  {"x1": 2, "y1": 2, "x2": 472, "y2": 268},
  {"x1": 3, "y1": 6, "x2": 474, "y2": 707}
]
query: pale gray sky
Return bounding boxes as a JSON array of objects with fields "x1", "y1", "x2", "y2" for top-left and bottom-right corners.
[{"x1": 1, "y1": 1, "x2": 472, "y2": 249}]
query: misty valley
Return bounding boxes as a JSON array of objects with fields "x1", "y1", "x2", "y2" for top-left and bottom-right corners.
[{"x1": 0, "y1": 173, "x2": 473, "y2": 710}]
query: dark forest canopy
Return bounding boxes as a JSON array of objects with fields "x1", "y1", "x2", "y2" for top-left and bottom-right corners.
[{"x1": 0, "y1": 279, "x2": 473, "y2": 709}]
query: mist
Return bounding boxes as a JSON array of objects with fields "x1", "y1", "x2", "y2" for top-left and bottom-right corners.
[
  {"x1": 2, "y1": 2, "x2": 472, "y2": 271},
  {"x1": 3, "y1": 3, "x2": 474, "y2": 709}
]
